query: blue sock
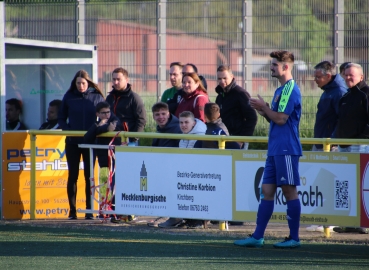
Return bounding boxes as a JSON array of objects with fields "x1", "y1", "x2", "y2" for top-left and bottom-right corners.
[
  {"x1": 287, "y1": 199, "x2": 301, "y2": 241},
  {"x1": 253, "y1": 199, "x2": 274, "y2": 240}
]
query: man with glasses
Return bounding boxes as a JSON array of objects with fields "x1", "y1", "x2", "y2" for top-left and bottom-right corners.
[
  {"x1": 84, "y1": 101, "x2": 123, "y2": 222},
  {"x1": 312, "y1": 61, "x2": 347, "y2": 152},
  {"x1": 305, "y1": 61, "x2": 347, "y2": 233},
  {"x1": 161, "y1": 62, "x2": 184, "y2": 102}
]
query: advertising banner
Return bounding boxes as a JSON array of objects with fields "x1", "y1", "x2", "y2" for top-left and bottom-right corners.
[
  {"x1": 233, "y1": 151, "x2": 360, "y2": 226},
  {"x1": 115, "y1": 147, "x2": 233, "y2": 221},
  {"x1": 360, "y1": 154, "x2": 369, "y2": 227},
  {"x1": 2, "y1": 132, "x2": 97, "y2": 219}
]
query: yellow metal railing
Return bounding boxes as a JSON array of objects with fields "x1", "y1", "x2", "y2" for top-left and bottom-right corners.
[{"x1": 27, "y1": 130, "x2": 369, "y2": 235}]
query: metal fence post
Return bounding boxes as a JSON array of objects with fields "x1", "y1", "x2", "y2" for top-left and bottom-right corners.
[
  {"x1": 242, "y1": 0, "x2": 252, "y2": 95},
  {"x1": 77, "y1": 0, "x2": 85, "y2": 44},
  {"x1": 157, "y1": 0, "x2": 167, "y2": 101},
  {"x1": 334, "y1": 0, "x2": 344, "y2": 72}
]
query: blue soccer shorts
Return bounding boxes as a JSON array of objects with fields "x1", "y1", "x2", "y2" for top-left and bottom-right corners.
[{"x1": 263, "y1": 155, "x2": 300, "y2": 187}]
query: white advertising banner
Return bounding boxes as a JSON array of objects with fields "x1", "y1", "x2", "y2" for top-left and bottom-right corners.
[
  {"x1": 115, "y1": 148, "x2": 233, "y2": 221},
  {"x1": 235, "y1": 160, "x2": 357, "y2": 217}
]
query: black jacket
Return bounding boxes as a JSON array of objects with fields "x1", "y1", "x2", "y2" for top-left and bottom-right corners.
[
  {"x1": 336, "y1": 81, "x2": 369, "y2": 142},
  {"x1": 106, "y1": 84, "x2": 147, "y2": 134},
  {"x1": 152, "y1": 114, "x2": 182, "y2": 147},
  {"x1": 84, "y1": 114, "x2": 122, "y2": 167},
  {"x1": 39, "y1": 119, "x2": 59, "y2": 130},
  {"x1": 6, "y1": 120, "x2": 27, "y2": 130},
  {"x1": 215, "y1": 79, "x2": 257, "y2": 136},
  {"x1": 58, "y1": 88, "x2": 105, "y2": 144}
]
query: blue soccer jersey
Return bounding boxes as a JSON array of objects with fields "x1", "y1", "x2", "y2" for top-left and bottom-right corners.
[{"x1": 267, "y1": 79, "x2": 302, "y2": 156}]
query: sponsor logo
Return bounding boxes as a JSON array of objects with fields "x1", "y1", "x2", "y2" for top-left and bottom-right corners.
[{"x1": 140, "y1": 162, "x2": 147, "y2": 191}]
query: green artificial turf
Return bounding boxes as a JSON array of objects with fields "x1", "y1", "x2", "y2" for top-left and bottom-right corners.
[{"x1": 0, "y1": 225, "x2": 368, "y2": 270}]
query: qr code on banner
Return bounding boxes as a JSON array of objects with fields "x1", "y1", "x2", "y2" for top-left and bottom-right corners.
[{"x1": 335, "y1": 180, "x2": 349, "y2": 209}]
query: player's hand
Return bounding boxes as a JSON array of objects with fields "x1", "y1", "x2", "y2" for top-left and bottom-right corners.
[{"x1": 250, "y1": 94, "x2": 266, "y2": 111}]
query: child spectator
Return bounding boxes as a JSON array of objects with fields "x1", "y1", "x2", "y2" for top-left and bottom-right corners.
[
  {"x1": 84, "y1": 101, "x2": 123, "y2": 221},
  {"x1": 195, "y1": 103, "x2": 240, "y2": 149}
]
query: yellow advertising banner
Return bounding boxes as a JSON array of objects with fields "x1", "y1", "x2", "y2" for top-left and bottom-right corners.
[{"x1": 2, "y1": 132, "x2": 98, "y2": 219}]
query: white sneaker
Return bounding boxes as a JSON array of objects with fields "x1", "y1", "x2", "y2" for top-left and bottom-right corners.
[
  {"x1": 317, "y1": 226, "x2": 336, "y2": 232},
  {"x1": 306, "y1": 225, "x2": 319, "y2": 232},
  {"x1": 307, "y1": 225, "x2": 335, "y2": 232}
]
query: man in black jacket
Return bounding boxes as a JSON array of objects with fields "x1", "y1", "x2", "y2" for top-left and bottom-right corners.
[
  {"x1": 106, "y1": 67, "x2": 147, "y2": 144},
  {"x1": 336, "y1": 63, "x2": 369, "y2": 152},
  {"x1": 215, "y1": 65, "x2": 257, "y2": 149},
  {"x1": 39, "y1": 99, "x2": 62, "y2": 130},
  {"x1": 333, "y1": 63, "x2": 369, "y2": 234},
  {"x1": 6, "y1": 98, "x2": 27, "y2": 130}
]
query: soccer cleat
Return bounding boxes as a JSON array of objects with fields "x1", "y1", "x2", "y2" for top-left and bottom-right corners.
[
  {"x1": 68, "y1": 216, "x2": 77, "y2": 220},
  {"x1": 234, "y1": 235, "x2": 264, "y2": 248},
  {"x1": 273, "y1": 236, "x2": 301, "y2": 249}
]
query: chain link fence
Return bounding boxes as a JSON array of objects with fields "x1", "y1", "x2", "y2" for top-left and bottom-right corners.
[{"x1": 3, "y1": 0, "x2": 369, "y2": 135}]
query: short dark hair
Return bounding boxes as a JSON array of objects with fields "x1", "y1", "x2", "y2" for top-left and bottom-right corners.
[
  {"x1": 217, "y1": 65, "x2": 233, "y2": 74},
  {"x1": 184, "y1": 63, "x2": 198, "y2": 74},
  {"x1": 314, "y1": 61, "x2": 336, "y2": 75},
  {"x1": 49, "y1": 99, "x2": 62, "y2": 110},
  {"x1": 270, "y1": 50, "x2": 295, "y2": 63},
  {"x1": 170, "y1": 62, "x2": 184, "y2": 69},
  {"x1": 152, "y1": 102, "x2": 169, "y2": 113},
  {"x1": 339, "y1": 62, "x2": 351, "y2": 73},
  {"x1": 112, "y1": 67, "x2": 129, "y2": 78},
  {"x1": 6, "y1": 98, "x2": 23, "y2": 114},
  {"x1": 179, "y1": 111, "x2": 194, "y2": 120},
  {"x1": 95, "y1": 101, "x2": 110, "y2": 113},
  {"x1": 204, "y1": 103, "x2": 220, "y2": 122}
]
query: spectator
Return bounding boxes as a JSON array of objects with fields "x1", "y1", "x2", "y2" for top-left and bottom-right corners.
[
  {"x1": 39, "y1": 99, "x2": 62, "y2": 130},
  {"x1": 84, "y1": 101, "x2": 123, "y2": 222},
  {"x1": 147, "y1": 102, "x2": 182, "y2": 227},
  {"x1": 157, "y1": 111, "x2": 207, "y2": 228},
  {"x1": 306, "y1": 61, "x2": 346, "y2": 233},
  {"x1": 336, "y1": 63, "x2": 369, "y2": 153},
  {"x1": 175, "y1": 72, "x2": 209, "y2": 122},
  {"x1": 58, "y1": 70, "x2": 105, "y2": 220},
  {"x1": 167, "y1": 63, "x2": 208, "y2": 114},
  {"x1": 161, "y1": 62, "x2": 184, "y2": 102},
  {"x1": 106, "y1": 67, "x2": 147, "y2": 144},
  {"x1": 151, "y1": 102, "x2": 182, "y2": 147},
  {"x1": 235, "y1": 51, "x2": 302, "y2": 249},
  {"x1": 194, "y1": 103, "x2": 240, "y2": 150},
  {"x1": 5, "y1": 98, "x2": 27, "y2": 130},
  {"x1": 311, "y1": 61, "x2": 347, "y2": 151},
  {"x1": 339, "y1": 62, "x2": 351, "y2": 80},
  {"x1": 215, "y1": 65, "x2": 257, "y2": 149}
]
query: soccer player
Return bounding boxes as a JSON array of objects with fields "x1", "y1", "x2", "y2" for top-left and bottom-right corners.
[{"x1": 234, "y1": 50, "x2": 302, "y2": 248}]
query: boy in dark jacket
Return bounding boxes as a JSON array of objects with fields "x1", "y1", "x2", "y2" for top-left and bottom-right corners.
[
  {"x1": 194, "y1": 103, "x2": 240, "y2": 149},
  {"x1": 84, "y1": 101, "x2": 123, "y2": 221}
]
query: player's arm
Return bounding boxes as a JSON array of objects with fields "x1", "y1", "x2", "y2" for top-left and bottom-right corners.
[{"x1": 250, "y1": 95, "x2": 289, "y2": 125}]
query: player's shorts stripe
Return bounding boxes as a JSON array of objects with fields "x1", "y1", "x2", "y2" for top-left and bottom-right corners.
[{"x1": 285, "y1": 155, "x2": 293, "y2": 185}]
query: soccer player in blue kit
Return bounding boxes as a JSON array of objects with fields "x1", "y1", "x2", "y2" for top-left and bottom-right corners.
[{"x1": 234, "y1": 50, "x2": 302, "y2": 248}]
